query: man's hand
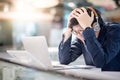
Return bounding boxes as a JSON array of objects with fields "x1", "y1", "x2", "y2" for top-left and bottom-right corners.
[
  {"x1": 63, "y1": 9, "x2": 78, "y2": 43},
  {"x1": 67, "y1": 9, "x2": 78, "y2": 28},
  {"x1": 63, "y1": 28, "x2": 72, "y2": 43},
  {"x1": 72, "y1": 7, "x2": 94, "y2": 30}
]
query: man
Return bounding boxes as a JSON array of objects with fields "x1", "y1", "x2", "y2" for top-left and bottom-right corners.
[{"x1": 58, "y1": 7, "x2": 120, "y2": 71}]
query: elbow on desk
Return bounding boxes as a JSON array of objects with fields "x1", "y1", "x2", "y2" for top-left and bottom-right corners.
[
  {"x1": 59, "y1": 58, "x2": 71, "y2": 65},
  {"x1": 94, "y1": 59, "x2": 105, "y2": 68},
  {"x1": 92, "y1": 54, "x2": 106, "y2": 68},
  {"x1": 94, "y1": 63, "x2": 104, "y2": 68}
]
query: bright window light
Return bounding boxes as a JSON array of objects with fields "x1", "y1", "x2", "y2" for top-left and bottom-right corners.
[{"x1": 32, "y1": 0, "x2": 59, "y2": 8}]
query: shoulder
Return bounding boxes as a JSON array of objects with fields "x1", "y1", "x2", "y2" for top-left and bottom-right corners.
[
  {"x1": 105, "y1": 22, "x2": 120, "y2": 38},
  {"x1": 105, "y1": 22, "x2": 120, "y2": 30}
]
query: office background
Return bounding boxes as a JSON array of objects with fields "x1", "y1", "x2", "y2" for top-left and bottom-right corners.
[{"x1": 0, "y1": 0, "x2": 120, "y2": 80}]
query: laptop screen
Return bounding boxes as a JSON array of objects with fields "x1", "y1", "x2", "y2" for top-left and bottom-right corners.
[{"x1": 22, "y1": 36, "x2": 53, "y2": 69}]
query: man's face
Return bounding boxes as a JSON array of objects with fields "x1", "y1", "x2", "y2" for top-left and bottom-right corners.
[
  {"x1": 72, "y1": 24, "x2": 85, "y2": 41},
  {"x1": 72, "y1": 24, "x2": 84, "y2": 35}
]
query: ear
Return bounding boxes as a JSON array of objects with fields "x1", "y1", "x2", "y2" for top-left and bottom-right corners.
[
  {"x1": 93, "y1": 22, "x2": 100, "y2": 31},
  {"x1": 92, "y1": 22, "x2": 97, "y2": 27}
]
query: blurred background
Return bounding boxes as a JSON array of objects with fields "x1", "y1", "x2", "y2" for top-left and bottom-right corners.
[{"x1": 0, "y1": 0, "x2": 120, "y2": 51}]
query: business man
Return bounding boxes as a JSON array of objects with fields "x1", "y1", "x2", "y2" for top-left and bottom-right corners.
[{"x1": 58, "y1": 7, "x2": 120, "y2": 71}]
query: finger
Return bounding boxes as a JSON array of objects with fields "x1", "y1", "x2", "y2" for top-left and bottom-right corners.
[
  {"x1": 71, "y1": 10, "x2": 78, "y2": 16},
  {"x1": 72, "y1": 13, "x2": 79, "y2": 17},
  {"x1": 79, "y1": 7, "x2": 84, "y2": 13},
  {"x1": 71, "y1": 8, "x2": 80, "y2": 15},
  {"x1": 76, "y1": 10, "x2": 80, "y2": 14},
  {"x1": 91, "y1": 11, "x2": 94, "y2": 20},
  {"x1": 72, "y1": 8, "x2": 78, "y2": 13},
  {"x1": 75, "y1": 8, "x2": 83, "y2": 14},
  {"x1": 80, "y1": 8, "x2": 84, "y2": 13},
  {"x1": 75, "y1": 8, "x2": 81, "y2": 14},
  {"x1": 74, "y1": 12, "x2": 80, "y2": 17},
  {"x1": 72, "y1": 10, "x2": 76, "y2": 13},
  {"x1": 74, "y1": 8, "x2": 79, "y2": 11},
  {"x1": 80, "y1": 7, "x2": 87, "y2": 13},
  {"x1": 69, "y1": 11, "x2": 76, "y2": 18},
  {"x1": 72, "y1": 14, "x2": 78, "y2": 19}
]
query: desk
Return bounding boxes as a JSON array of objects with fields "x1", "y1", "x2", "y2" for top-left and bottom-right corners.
[
  {"x1": 0, "y1": 56, "x2": 120, "y2": 80},
  {"x1": 0, "y1": 57, "x2": 79, "y2": 80},
  {"x1": 57, "y1": 68, "x2": 120, "y2": 80}
]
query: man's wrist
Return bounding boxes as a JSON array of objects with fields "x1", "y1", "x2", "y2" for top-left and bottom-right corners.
[
  {"x1": 84, "y1": 26, "x2": 91, "y2": 30},
  {"x1": 85, "y1": 27, "x2": 91, "y2": 30}
]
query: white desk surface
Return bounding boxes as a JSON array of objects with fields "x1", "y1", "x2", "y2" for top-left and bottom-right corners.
[
  {"x1": 52, "y1": 61, "x2": 120, "y2": 80},
  {"x1": 57, "y1": 68, "x2": 120, "y2": 80},
  {"x1": 0, "y1": 51, "x2": 120, "y2": 80}
]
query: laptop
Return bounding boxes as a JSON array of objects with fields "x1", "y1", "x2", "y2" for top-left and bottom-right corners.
[
  {"x1": 6, "y1": 50, "x2": 50, "y2": 69},
  {"x1": 22, "y1": 36, "x2": 59, "y2": 70},
  {"x1": 7, "y1": 36, "x2": 95, "y2": 70}
]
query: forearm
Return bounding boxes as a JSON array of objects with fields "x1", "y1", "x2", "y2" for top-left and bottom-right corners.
[
  {"x1": 58, "y1": 36, "x2": 72, "y2": 64},
  {"x1": 83, "y1": 28, "x2": 105, "y2": 67},
  {"x1": 58, "y1": 35, "x2": 83, "y2": 65}
]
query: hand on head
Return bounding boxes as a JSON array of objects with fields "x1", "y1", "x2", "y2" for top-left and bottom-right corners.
[
  {"x1": 71, "y1": 7, "x2": 94, "y2": 30},
  {"x1": 64, "y1": 7, "x2": 95, "y2": 43}
]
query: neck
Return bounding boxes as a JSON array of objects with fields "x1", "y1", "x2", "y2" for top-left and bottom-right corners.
[{"x1": 95, "y1": 29, "x2": 100, "y2": 38}]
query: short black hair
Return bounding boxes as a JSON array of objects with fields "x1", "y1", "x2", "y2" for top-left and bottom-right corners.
[{"x1": 69, "y1": 7, "x2": 104, "y2": 29}]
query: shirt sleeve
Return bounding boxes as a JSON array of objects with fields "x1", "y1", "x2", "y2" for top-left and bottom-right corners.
[
  {"x1": 58, "y1": 35, "x2": 83, "y2": 65},
  {"x1": 83, "y1": 28, "x2": 120, "y2": 67}
]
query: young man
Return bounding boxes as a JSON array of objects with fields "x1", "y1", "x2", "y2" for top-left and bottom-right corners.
[{"x1": 58, "y1": 7, "x2": 120, "y2": 71}]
